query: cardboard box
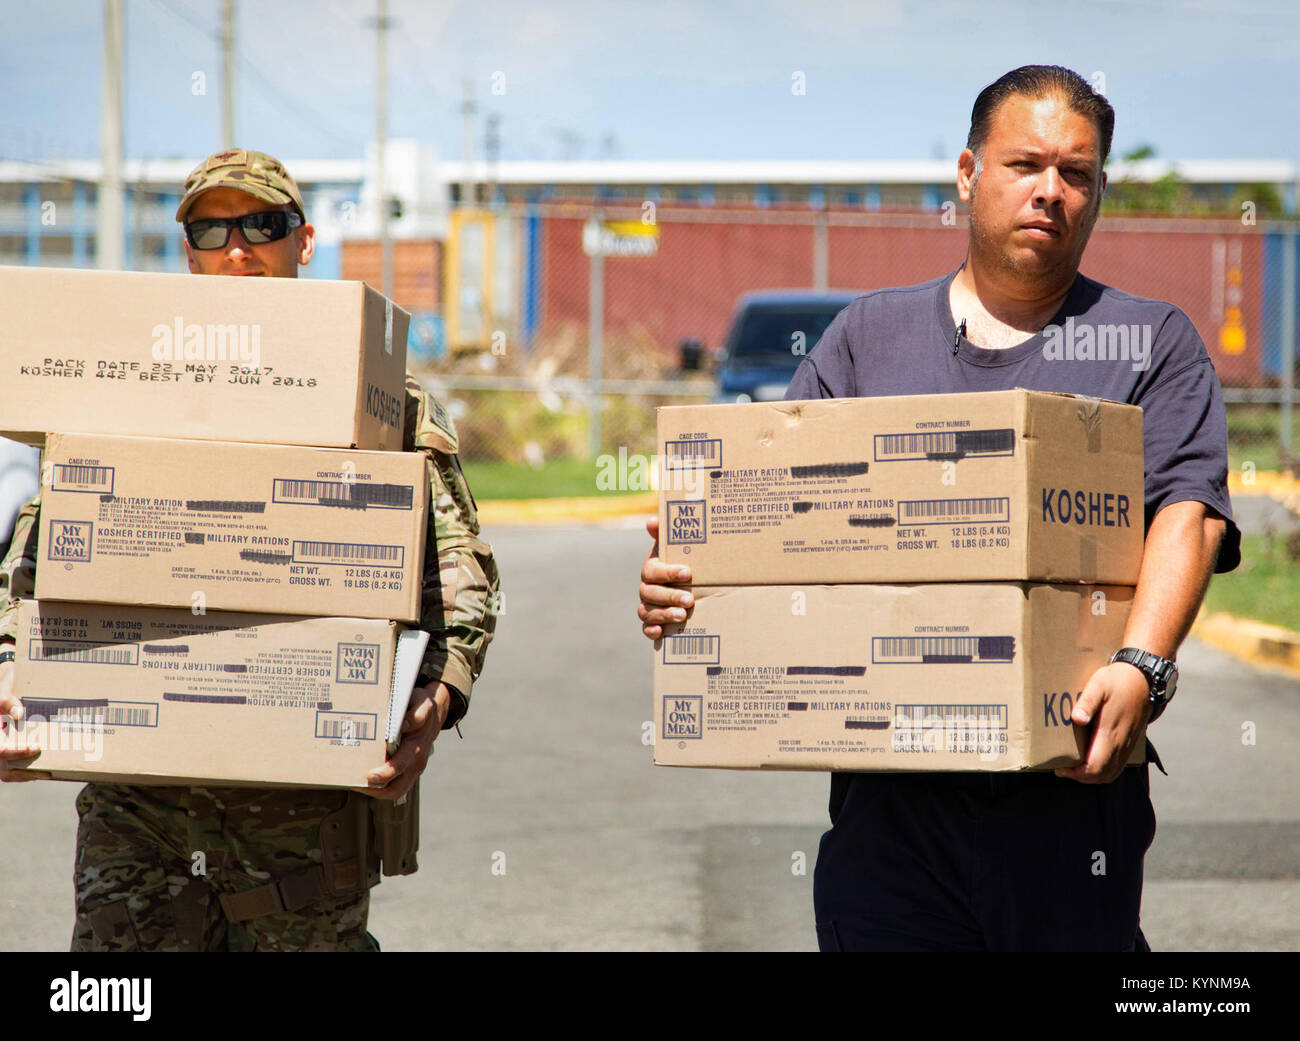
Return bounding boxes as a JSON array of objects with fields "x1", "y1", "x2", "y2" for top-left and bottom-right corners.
[
  {"x1": 657, "y1": 390, "x2": 1144, "y2": 585},
  {"x1": 0, "y1": 266, "x2": 409, "y2": 450},
  {"x1": 35, "y1": 433, "x2": 429, "y2": 623},
  {"x1": 653, "y1": 582, "x2": 1142, "y2": 772},
  {"x1": 8, "y1": 600, "x2": 422, "y2": 788}
]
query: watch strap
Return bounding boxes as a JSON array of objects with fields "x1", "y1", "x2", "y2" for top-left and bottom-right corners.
[{"x1": 1110, "y1": 647, "x2": 1177, "y2": 721}]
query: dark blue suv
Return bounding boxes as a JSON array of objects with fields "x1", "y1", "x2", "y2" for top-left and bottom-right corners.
[{"x1": 712, "y1": 290, "x2": 860, "y2": 403}]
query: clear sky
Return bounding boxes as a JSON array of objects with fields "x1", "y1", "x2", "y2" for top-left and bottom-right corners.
[{"x1": 2, "y1": 0, "x2": 1297, "y2": 166}]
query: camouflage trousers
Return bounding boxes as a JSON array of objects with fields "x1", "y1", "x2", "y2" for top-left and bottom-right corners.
[{"x1": 72, "y1": 783, "x2": 379, "y2": 952}]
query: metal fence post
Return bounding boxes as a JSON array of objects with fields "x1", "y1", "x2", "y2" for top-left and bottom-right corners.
[
  {"x1": 813, "y1": 210, "x2": 828, "y2": 291},
  {"x1": 588, "y1": 209, "x2": 604, "y2": 460},
  {"x1": 1281, "y1": 222, "x2": 1296, "y2": 464}
]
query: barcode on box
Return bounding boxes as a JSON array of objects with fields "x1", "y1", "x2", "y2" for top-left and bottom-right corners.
[
  {"x1": 293, "y1": 541, "x2": 404, "y2": 566},
  {"x1": 874, "y1": 429, "x2": 1015, "y2": 461},
  {"x1": 51, "y1": 464, "x2": 115, "y2": 493},
  {"x1": 891, "y1": 704, "x2": 1009, "y2": 755},
  {"x1": 664, "y1": 438, "x2": 722, "y2": 469},
  {"x1": 662, "y1": 635, "x2": 721, "y2": 665},
  {"x1": 897, "y1": 496, "x2": 1010, "y2": 525},
  {"x1": 104, "y1": 703, "x2": 156, "y2": 726},
  {"x1": 21, "y1": 698, "x2": 157, "y2": 727},
  {"x1": 27, "y1": 639, "x2": 139, "y2": 665},
  {"x1": 893, "y1": 704, "x2": 1008, "y2": 730},
  {"x1": 315, "y1": 711, "x2": 377, "y2": 743},
  {"x1": 272, "y1": 479, "x2": 414, "y2": 510},
  {"x1": 873, "y1": 636, "x2": 1015, "y2": 664}
]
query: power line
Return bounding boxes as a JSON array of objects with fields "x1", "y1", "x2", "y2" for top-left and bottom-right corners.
[
  {"x1": 0, "y1": 154, "x2": 186, "y2": 202},
  {"x1": 149, "y1": 0, "x2": 216, "y2": 41},
  {"x1": 149, "y1": 0, "x2": 360, "y2": 155}
]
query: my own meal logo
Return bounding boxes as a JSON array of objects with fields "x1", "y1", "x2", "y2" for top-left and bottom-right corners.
[
  {"x1": 47, "y1": 519, "x2": 92, "y2": 562},
  {"x1": 665, "y1": 501, "x2": 707, "y2": 544},
  {"x1": 336, "y1": 642, "x2": 380, "y2": 684},
  {"x1": 662, "y1": 696, "x2": 703, "y2": 739}
]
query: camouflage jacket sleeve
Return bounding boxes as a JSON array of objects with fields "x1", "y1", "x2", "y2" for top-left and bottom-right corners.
[
  {"x1": 403, "y1": 374, "x2": 499, "y2": 729},
  {"x1": 0, "y1": 494, "x2": 40, "y2": 646}
]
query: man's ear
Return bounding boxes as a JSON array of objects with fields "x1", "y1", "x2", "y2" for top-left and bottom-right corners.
[
  {"x1": 296, "y1": 222, "x2": 315, "y2": 267},
  {"x1": 184, "y1": 238, "x2": 200, "y2": 273},
  {"x1": 956, "y1": 148, "x2": 977, "y2": 203}
]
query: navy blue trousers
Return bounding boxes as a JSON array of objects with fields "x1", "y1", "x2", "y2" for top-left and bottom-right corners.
[{"x1": 813, "y1": 762, "x2": 1157, "y2": 952}]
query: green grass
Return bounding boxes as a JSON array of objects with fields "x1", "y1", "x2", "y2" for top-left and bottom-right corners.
[
  {"x1": 462, "y1": 458, "x2": 649, "y2": 500},
  {"x1": 1203, "y1": 534, "x2": 1300, "y2": 631},
  {"x1": 1226, "y1": 405, "x2": 1300, "y2": 475}
]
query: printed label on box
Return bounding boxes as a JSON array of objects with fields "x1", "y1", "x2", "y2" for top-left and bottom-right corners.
[
  {"x1": 662, "y1": 634, "x2": 720, "y2": 664},
  {"x1": 872, "y1": 635, "x2": 1015, "y2": 664},
  {"x1": 28, "y1": 638, "x2": 138, "y2": 665},
  {"x1": 664, "y1": 438, "x2": 722, "y2": 470},
  {"x1": 294, "y1": 541, "x2": 404, "y2": 567},
  {"x1": 272, "y1": 478, "x2": 414, "y2": 510},
  {"x1": 896, "y1": 496, "x2": 1011, "y2": 526},
  {"x1": 891, "y1": 703, "x2": 1009, "y2": 756},
  {"x1": 315, "y1": 711, "x2": 378, "y2": 743},
  {"x1": 21, "y1": 697, "x2": 158, "y2": 727},
  {"x1": 50, "y1": 464, "x2": 115, "y2": 493},
  {"x1": 874, "y1": 428, "x2": 1015, "y2": 461}
]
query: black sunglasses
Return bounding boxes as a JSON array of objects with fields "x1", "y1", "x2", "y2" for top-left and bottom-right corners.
[{"x1": 184, "y1": 211, "x2": 303, "y2": 250}]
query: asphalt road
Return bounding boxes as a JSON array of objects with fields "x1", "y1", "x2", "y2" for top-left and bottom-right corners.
[{"x1": 2, "y1": 521, "x2": 1297, "y2": 951}]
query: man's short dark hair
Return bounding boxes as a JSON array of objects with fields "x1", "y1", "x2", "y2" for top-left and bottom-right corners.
[{"x1": 966, "y1": 65, "x2": 1115, "y2": 167}]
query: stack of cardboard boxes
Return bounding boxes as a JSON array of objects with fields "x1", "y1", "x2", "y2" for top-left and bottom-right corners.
[
  {"x1": 1, "y1": 266, "x2": 432, "y2": 789},
  {"x1": 652, "y1": 390, "x2": 1146, "y2": 771}
]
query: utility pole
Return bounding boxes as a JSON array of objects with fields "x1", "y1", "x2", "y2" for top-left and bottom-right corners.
[
  {"x1": 485, "y1": 113, "x2": 500, "y2": 208},
  {"x1": 98, "y1": 0, "x2": 124, "y2": 270},
  {"x1": 1282, "y1": 223, "x2": 1296, "y2": 462},
  {"x1": 460, "y1": 77, "x2": 476, "y2": 210},
  {"x1": 587, "y1": 210, "x2": 604, "y2": 459},
  {"x1": 371, "y1": 0, "x2": 394, "y2": 299},
  {"x1": 221, "y1": 0, "x2": 235, "y2": 148}
]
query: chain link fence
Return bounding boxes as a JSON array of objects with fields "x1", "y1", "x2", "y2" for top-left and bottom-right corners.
[{"x1": 413, "y1": 204, "x2": 1298, "y2": 476}]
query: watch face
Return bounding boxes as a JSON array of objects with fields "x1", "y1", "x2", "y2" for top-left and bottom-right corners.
[{"x1": 1163, "y1": 667, "x2": 1178, "y2": 700}]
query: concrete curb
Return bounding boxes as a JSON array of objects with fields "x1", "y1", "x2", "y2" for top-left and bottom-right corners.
[
  {"x1": 479, "y1": 493, "x2": 656, "y2": 527},
  {"x1": 1193, "y1": 610, "x2": 1300, "y2": 677},
  {"x1": 1227, "y1": 469, "x2": 1300, "y2": 515}
]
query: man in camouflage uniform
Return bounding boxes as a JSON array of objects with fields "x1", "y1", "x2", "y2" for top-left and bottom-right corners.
[{"x1": 0, "y1": 150, "x2": 500, "y2": 951}]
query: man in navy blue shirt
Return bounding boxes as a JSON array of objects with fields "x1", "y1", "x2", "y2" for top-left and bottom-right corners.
[{"x1": 638, "y1": 65, "x2": 1239, "y2": 951}]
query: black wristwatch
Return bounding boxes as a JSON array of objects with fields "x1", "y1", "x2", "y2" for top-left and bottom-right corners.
[{"x1": 1110, "y1": 647, "x2": 1179, "y2": 722}]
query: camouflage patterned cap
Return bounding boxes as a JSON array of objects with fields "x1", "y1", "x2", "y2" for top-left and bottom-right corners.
[{"x1": 175, "y1": 148, "x2": 306, "y2": 223}]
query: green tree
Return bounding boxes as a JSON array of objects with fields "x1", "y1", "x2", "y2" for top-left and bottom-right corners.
[{"x1": 1103, "y1": 144, "x2": 1188, "y2": 215}]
